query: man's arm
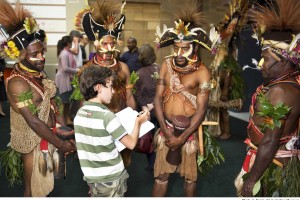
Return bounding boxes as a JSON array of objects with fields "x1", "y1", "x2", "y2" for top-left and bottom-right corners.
[
  {"x1": 122, "y1": 62, "x2": 136, "y2": 110},
  {"x1": 7, "y1": 78, "x2": 76, "y2": 153},
  {"x1": 242, "y1": 86, "x2": 292, "y2": 197},
  {"x1": 154, "y1": 61, "x2": 173, "y2": 138}
]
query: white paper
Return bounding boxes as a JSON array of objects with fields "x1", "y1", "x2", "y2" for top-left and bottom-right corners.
[{"x1": 114, "y1": 107, "x2": 154, "y2": 152}]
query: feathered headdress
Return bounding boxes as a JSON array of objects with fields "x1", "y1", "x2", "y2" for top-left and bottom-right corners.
[
  {"x1": 0, "y1": 0, "x2": 46, "y2": 60},
  {"x1": 218, "y1": 0, "x2": 249, "y2": 41},
  {"x1": 249, "y1": 0, "x2": 300, "y2": 65},
  {"x1": 154, "y1": 0, "x2": 221, "y2": 53},
  {"x1": 75, "y1": 0, "x2": 126, "y2": 42}
]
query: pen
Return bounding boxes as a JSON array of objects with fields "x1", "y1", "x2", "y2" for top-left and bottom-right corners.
[{"x1": 137, "y1": 111, "x2": 144, "y2": 117}]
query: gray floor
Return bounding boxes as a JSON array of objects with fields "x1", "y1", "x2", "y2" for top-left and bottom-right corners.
[{"x1": 0, "y1": 101, "x2": 248, "y2": 197}]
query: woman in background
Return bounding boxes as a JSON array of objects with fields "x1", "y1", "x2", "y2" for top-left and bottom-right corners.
[
  {"x1": 134, "y1": 44, "x2": 160, "y2": 171},
  {"x1": 55, "y1": 35, "x2": 79, "y2": 124}
]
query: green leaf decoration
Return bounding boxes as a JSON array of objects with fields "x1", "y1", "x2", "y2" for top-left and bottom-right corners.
[
  {"x1": 17, "y1": 88, "x2": 38, "y2": 114},
  {"x1": 257, "y1": 93, "x2": 291, "y2": 131},
  {"x1": 129, "y1": 71, "x2": 139, "y2": 94},
  {"x1": 252, "y1": 180, "x2": 261, "y2": 196},
  {"x1": 53, "y1": 96, "x2": 64, "y2": 115},
  {"x1": 70, "y1": 74, "x2": 84, "y2": 101},
  {"x1": 218, "y1": 55, "x2": 245, "y2": 100},
  {"x1": 197, "y1": 126, "x2": 225, "y2": 173},
  {"x1": 0, "y1": 145, "x2": 24, "y2": 187}
]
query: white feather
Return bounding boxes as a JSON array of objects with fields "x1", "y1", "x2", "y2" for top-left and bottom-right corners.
[{"x1": 252, "y1": 58, "x2": 258, "y2": 66}]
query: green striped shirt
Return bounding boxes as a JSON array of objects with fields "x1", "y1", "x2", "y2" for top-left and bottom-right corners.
[{"x1": 74, "y1": 101, "x2": 127, "y2": 183}]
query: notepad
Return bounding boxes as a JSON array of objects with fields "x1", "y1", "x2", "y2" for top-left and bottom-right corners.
[{"x1": 114, "y1": 107, "x2": 155, "y2": 152}]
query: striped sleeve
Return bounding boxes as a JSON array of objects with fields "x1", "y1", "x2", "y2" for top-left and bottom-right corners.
[{"x1": 104, "y1": 111, "x2": 127, "y2": 141}]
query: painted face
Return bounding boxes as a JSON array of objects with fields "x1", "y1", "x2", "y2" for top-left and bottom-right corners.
[
  {"x1": 101, "y1": 78, "x2": 115, "y2": 104},
  {"x1": 25, "y1": 41, "x2": 45, "y2": 71},
  {"x1": 96, "y1": 36, "x2": 116, "y2": 61},
  {"x1": 173, "y1": 41, "x2": 193, "y2": 66},
  {"x1": 260, "y1": 48, "x2": 283, "y2": 80}
]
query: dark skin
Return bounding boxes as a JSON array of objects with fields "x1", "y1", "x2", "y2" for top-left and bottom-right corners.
[
  {"x1": 95, "y1": 35, "x2": 136, "y2": 112},
  {"x1": 6, "y1": 41, "x2": 76, "y2": 197},
  {"x1": 152, "y1": 41, "x2": 211, "y2": 197},
  {"x1": 94, "y1": 35, "x2": 136, "y2": 167},
  {"x1": 126, "y1": 37, "x2": 138, "y2": 53},
  {"x1": 242, "y1": 49, "x2": 300, "y2": 197}
]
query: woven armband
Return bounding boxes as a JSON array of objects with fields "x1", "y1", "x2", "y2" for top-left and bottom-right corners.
[
  {"x1": 156, "y1": 79, "x2": 166, "y2": 85},
  {"x1": 199, "y1": 81, "x2": 211, "y2": 96},
  {"x1": 16, "y1": 99, "x2": 33, "y2": 108},
  {"x1": 17, "y1": 89, "x2": 38, "y2": 114},
  {"x1": 126, "y1": 84, "x2": 133, "y2": 89}
]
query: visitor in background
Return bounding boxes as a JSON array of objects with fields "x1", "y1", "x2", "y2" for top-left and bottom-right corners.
[{"x1": 120, "y1": 37, "x2": 141, "y2": 73}]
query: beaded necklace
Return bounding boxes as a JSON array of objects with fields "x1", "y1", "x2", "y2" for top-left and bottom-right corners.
[
  {"x1": 15, "y1": 63, "x2": 44, "y2": 79},
  {"x1": 266, "y1": 69, "x2": 300, "y2": 86},
  {"x1": 171, "y1": 55, "x2": 201, "y2": 74},
  {"x1": 93, "y1": 56, "x2": 117, "y2": 69}
]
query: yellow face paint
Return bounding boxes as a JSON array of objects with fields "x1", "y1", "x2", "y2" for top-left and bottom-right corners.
[{"x1": 257, "y1": 58, "x2": 264, "y2": 69}]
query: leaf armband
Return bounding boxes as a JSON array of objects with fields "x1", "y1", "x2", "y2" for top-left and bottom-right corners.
[
  {"x1": 52, "y1": 96, "x2": 64, "y2": 115},
  {"x1": 256, "y1": 93, "x2": 291, "y2": 131},
  {"x1": 17, "y1": 89, "x2": 38, "y2": 114}
]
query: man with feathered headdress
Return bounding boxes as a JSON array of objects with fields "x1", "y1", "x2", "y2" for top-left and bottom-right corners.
[
  {"x1": 73, "y1": 0, "x2": 136, "y2": 169},
  {"x1": 206, "y1": 0, "x2": 247, "y2": 140},
  {"x1": 152, "y1": 0, "x2": 223, "y2": 197},
  {"x1": 0, "y1": 0, "x2": 76, "y2": 197},
  {"x1": 234, "y1": 0, "x2": 300, "y2": 197}
]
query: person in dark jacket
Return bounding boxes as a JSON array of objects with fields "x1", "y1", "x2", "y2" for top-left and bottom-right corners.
[{"x1": 134, "y1": 44, "x2": 160, "y2": 170}]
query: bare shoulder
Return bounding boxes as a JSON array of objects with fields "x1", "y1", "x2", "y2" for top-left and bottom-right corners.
[
  {"x1": 267, "y1": 83, "x2": 300, "y2": 108},
  {"x1": 197, "y1": 63, "x2": 211, "y2": 81},
  {"x1": 119, "y1": 61, "x2": 130, "y2": 76},
  {"x1": 7, "y1": 76, "x2": 31, "y2": 96}
]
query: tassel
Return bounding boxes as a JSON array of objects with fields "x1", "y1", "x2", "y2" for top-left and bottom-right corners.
[
  {"x1": 52, "y1": 149, "x2": 59, "y2": 175},
  {"x1": 46, "y1": 152, "x2": 53, "y2": 172},
  {"x1": 234, "y1": 168, "x2": 246, "y2": 197},
  {"x1": 38, "y1": 152, "x2": 47, "y2": 176}
]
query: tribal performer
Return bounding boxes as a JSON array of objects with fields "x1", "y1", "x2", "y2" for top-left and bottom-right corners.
[
  {"x1": 234, "y1": 0, "x2": 300, "y2": 197},
  {"x1": 0, "y1": 0, "x2": 76, "y2": 197},
  {"x1": 73, "y1": 0, "x2": 136, "y2": 167},
  {"x1": 207, "y1": 0, "x2": 247, "y2": 139},
  {"x1": 152, "y1": 0, "x2": 222, "y2": 197}
]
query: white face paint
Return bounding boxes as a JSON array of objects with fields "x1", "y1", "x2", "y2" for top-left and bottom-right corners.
[{"x1": 29, "y1": 54, "x2": 45, "y2": 61}]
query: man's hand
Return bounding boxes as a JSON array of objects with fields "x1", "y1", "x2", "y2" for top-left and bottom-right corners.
[
  {"x1": 165, "y1": 134, "x2": 183, "y2": 151},
  {"x1": 58, "y1": 140, "x2": 76, "y2": 155},
  {"x1": 241, "y1": 178, "x2": 255, "y2": 197}
]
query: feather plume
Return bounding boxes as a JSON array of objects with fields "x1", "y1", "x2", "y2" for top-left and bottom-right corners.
[
  {"x1": 88, "y1": 0, "x2": 122, "y2": 24},
  {"x1": 174, "y1": 0, "x2": 205, "y2": 28},
  {"x1": 248, "y1": 0, "x2": 300, "y2": 33},
  {"x1": 74, "y1": 8, "x2": 91, "y2": 32},
  {"x1": 0, "y1": 0, "x2": 31, "y2": 36}
]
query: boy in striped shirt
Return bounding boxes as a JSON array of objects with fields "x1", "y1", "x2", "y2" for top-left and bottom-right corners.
[{"x1": 74, "y1": 66, "x2": 149, "y2": 197}]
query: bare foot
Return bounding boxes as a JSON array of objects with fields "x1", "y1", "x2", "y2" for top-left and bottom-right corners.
[
  {"x1": 0, "y1": 111, "x2": 5, "y2": 117},
  {"x1": 219, "y1": 134, "x2": 231, "y2": 140}
]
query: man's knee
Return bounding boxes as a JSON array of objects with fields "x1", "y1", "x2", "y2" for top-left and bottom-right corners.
[
  {"x1": 155, "y1": 173, "x2": 170, "y2": 183},
  {"x1": 184, "y1": 179, "x2": 196, "y2": 184}
]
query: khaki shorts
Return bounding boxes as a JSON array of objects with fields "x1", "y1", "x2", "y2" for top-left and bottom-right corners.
[{"x1": 88, "y1": 170, "x2": 129, "y2": 197}]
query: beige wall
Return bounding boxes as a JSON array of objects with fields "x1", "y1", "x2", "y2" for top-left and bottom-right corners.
[{"x1": 43, "y1": 0, "x2": 230, "y2": 80}]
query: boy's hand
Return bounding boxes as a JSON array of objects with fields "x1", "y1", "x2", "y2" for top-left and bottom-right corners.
[{"x1": 137, "y1": 110, "x2": 150, "y2": 124}]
